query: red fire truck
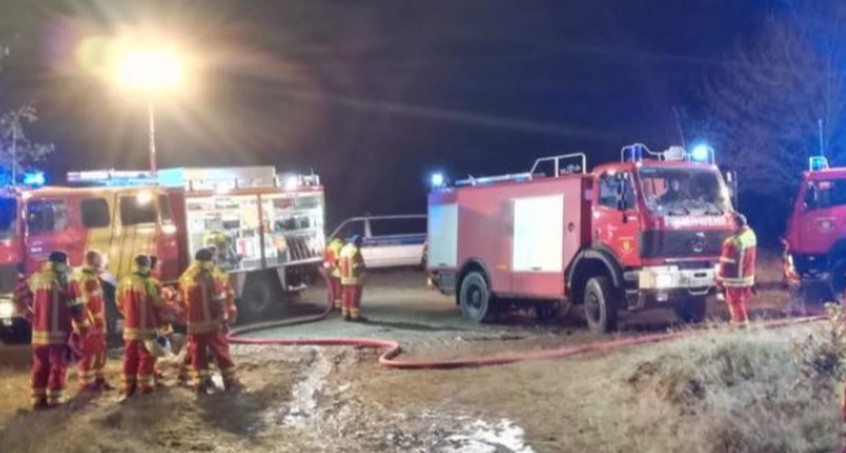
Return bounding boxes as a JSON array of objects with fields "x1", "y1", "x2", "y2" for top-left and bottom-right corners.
[
  {"x1": 427, "y1": 144, "x2": 737, "y2": 333},
  {"x1": 0, "y1": 166, "x2": 325, "y2": 342},
  {"x1": 784, "y1": 156, "x2": 846, "y2": 300}
]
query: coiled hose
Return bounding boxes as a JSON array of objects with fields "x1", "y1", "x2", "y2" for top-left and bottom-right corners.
[{"x1": 228, "y1": 273, "x2": 824, "y2": 370}]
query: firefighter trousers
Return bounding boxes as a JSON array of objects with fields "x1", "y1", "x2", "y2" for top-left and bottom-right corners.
[
  {"x1": 31, "y1": 344, "x2": 69, "y2": 406},
  {"x1": 189, "y1": 331, "x2": 237, "y2": 388},
  {"x1": 330, "y1": 276, "x2": 342, "y2": 308},
  {"x1": 123, "y1": 339, "x2": 155, "y2": 395},
  {"x1": 79, "y1": 333, "x2": 107, "y2": 388},
  {"x1": 342, "y1": 284, "x2": 363, "y2": 319},
  {"x1": 725, "y1": 287, "x2": 752, "y2": 325}
]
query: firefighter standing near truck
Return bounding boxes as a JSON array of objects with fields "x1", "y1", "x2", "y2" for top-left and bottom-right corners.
[
  {"x1": 179, "y1": 249, "x2": 240, "y2": 394},
  {"x1": 323, "y1": 238, "x2": 344, "y2": 310},
  {"x1": 76, "y1": 250, "x2": 112, "y2": 391},
  {"x1": 716, "y1": 213, "x2": 757, "y2": 327},
  {"x1": 15, "y1": 251, "x2": 90, "y2": 409},
  {"x1": 339, "y1": 236, "x2": 366, "y2": 322},
  {"x1": 118, "y1": 255, "x2": 167, "y2": 397}
]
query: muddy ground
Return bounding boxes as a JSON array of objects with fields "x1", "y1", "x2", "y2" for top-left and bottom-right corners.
[{"x1": 0, "y1": 255, "x2": 819, "y2": 453}]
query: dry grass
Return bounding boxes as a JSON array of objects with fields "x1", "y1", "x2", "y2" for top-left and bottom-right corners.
[{"x1": 624, "y1": 315, "x2": 845, "y2": 453}]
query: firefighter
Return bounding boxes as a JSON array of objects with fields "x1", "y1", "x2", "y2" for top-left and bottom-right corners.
[
  {"x1": 118, "y1": 255, "x2": 167, "y2": 397},
  {"x1": 179, "y1": 249, "x2": 240, "y2": 394},
  {"x1": 76, "y1": 250, "x2": 112, "y2": 391},
  {"x1": 323, "y1": 238, "x2": 344, "y2": 310},
  {"x1": 15, "y1": 251, "x2": 90, "y2": 409},
  {"x1": 339, "y1": 236, "x2": 366, "y2": 322},
  {"x1": 716, "y1": 213, "x2": 757, "y2": 327},
  {"x1": 147, "y1": 255, "x2": 170, "y2": 385}
]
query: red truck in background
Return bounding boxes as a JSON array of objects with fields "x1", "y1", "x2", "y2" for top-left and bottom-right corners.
[
  {"x1": 427, "y1": 144, "x2": 737, "y2": 333},
  {"x1": 784, "y1": 156, "x2": 846, "y2": 301}
]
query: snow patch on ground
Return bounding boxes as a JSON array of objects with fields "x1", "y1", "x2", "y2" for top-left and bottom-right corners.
[
  {"x1": 440, "y1": 417, "x2": 535, "y2": 453},
  {"x1": 282, "y1": 347, "x2": 332, "y2": 428}
]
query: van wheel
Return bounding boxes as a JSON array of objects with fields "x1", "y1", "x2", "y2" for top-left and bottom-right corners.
[
  {"x1": 675, "y1": 296, "x2": 707, "y2": 324},
  {"x1": 459, "y1": 271, "x2": 495, "y2": 323},
  {"x1": 583, "y1": 276, "x2": 619, "y2": 333},
  {"x1": 240, "y1": 273, "x2": 282, "y2": 322}
]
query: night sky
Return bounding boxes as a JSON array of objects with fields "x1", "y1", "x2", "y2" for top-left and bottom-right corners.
[{"x1": 0, "y1": 0, "x2": 778, "y2": 226}]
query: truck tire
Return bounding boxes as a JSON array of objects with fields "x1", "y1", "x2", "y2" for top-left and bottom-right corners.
[
  {"x1": 675, "y1": 296, "x2": 707, "y2": 324},
  {"x1": 240, "y1": 273, "x2": 282, "y2": 322},
  {"x1": 583, "y1": 276, "x2": 619, "y2": 333},
  {"x1": 829, "y1": 258, "x2": 846, "y2": 303},
  {"x1": 459, "y1": 271, "x2": 495, "y2": 323}
]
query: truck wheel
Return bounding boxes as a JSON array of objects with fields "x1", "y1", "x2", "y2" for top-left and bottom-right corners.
[
  {"x1": 240, "y1": 273, "x2": 282, "y2": 322},
  {"x1": 829, "y1": 259, "x2": 846, "y2": 303},
  {"x1": 459, "y1": 271, "x2": 495, "y2": 323},
  {"x1": 675, "y1": 296, "x2": 707, "y2": 324},
  {"x1": 583, "y1": 276, "x2": 619, "y2": 333}
]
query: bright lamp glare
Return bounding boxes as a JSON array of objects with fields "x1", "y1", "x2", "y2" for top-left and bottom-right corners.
[
  {"x1": 116, "y1": 50, "x2": 183, "y2": 90},
  {"x1": 23, "y1": 172, "x2": 45, "y2": 187},
  {"x1": 283, "y1": 177, "x2": 298, "y2": 191},
  {"x1": 691, "y1": 145, "x2": 710, "y2": 162},
  {"x1": 136, "y1": 190, "x2": 153, "y2": 205},
  {"x1": 431, "y1": 173, "x2": 445, "y2": 187}
]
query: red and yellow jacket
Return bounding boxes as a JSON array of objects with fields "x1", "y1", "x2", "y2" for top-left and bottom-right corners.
[
  {"x1": 339, "y1": 243, "x2": 365, "y2": 286},
  {"x1": 718, "y1": 227, "x2": 757, "y2": 288},
  {"x1": 76, "y1": 266, "x2": 107, "y2": 336},
  {"x1": 323, "y1": 239, "x2": 344, "y2": 278},
  {"x1": 17, "y1": 263, "x2": 89, "y2": 345},
  {"x1": 118, "y1": 264, "x2": 166, "y2": 341},
  {"x1": 179, "y1": 262, "x2": 231, "y2": 334}
]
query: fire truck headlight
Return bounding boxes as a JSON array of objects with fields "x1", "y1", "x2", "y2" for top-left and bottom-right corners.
[
  {"x1": 0, "y1": 299, "x2": 15, "y2": 319},
  {"x1": 690, "y1": 145, "x2": 711, "y2": 162},
  {"x1": 655, "y1": 273, "x2": 674, "y2": 289},
  {"x1": 430, "y1": 172, "x2": 445, "y2": 188}
]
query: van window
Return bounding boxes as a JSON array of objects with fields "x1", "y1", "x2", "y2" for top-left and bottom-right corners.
[
  {"x1": 80, "y1": 198, "x2": 110, "y2": 228},
  {"x1": 369, "y1": 217, "x2": 426, "y2": 236},
  {"x1": 27, "y1": 199, "x2": 69, "y2": 234},
  {"x1": 120, "y1": 195, "x2": 157, "y2": 225},
  {"x1": 333, "y1": 219, "x2": 365, "y2": 240}
]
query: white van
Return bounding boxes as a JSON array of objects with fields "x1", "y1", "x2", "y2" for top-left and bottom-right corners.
[{"x1": 328, "y1": 215, "x2": 427, "y2": 269}]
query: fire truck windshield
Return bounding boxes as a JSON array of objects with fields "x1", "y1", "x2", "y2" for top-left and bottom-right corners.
[
  {"x1": 639, "y1": 167, "x2": 729, "y2": 216},
  {"x1": 0, "y1": 197, "x2": 16, "y2": 237}
]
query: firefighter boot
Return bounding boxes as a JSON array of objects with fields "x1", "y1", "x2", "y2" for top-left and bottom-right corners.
[
  {"x1": 196, "y1": 377, "x2": 216, "y2": 396},
  {"x1": 94, "y1": 377, "x2": 114, "y2": 391},
  {"x1": 31, "y1": 397, "x2": 50, "y2": 411}
]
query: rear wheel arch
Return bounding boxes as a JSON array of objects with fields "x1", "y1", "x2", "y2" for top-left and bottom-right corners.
[
  {"x1": 567, "y1": 247, "x2": 624, "y2": 305},
  {"x1": 455, "y1": 258, "x2": 493, "y2": 303}
]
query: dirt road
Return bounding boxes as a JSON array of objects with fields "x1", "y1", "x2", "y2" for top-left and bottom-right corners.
[{"x1": 0, "y1": 263, "x2": 815, "y2": 453}]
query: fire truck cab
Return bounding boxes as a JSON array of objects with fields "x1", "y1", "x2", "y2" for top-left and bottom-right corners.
[
  {"x1": 784, "y1": 156, "x2": 846, "y2": 300},
  {"x1": 0, "y1": 166, "x2": 325, "y2": 342},
  {"x1": 427, "y1": 144, "x2": 736, "y2": 333}
]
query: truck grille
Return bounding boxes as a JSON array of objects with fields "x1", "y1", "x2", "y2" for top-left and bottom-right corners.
[{"x1": 640, "y1": 230, "x2": 730, "y2": 259}]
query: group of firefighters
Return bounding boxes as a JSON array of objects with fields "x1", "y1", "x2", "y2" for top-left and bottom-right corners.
[{"x1": 13, "y1": 246, "x2": 241, "y2": 410}]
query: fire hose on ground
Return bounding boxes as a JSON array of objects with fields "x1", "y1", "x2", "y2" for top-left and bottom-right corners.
[{"x1": 227, "y1": 273, "x2": 827, "y2": 370}]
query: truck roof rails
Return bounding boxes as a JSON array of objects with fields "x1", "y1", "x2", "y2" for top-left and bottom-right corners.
[
  {"x1": 621, "y1": 143, "x2": 715, "y2": 165},
  {"x1": 454, "y1": 153, "x2": 587, "y2": 187}
]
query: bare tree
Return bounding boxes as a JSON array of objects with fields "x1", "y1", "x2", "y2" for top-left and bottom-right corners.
[
  {"x1": 702, "y1": 13, "x2": 846, "y2": 199},
  {"x1": 0, "y1": 44, "x2": 54, "y2": 185}
]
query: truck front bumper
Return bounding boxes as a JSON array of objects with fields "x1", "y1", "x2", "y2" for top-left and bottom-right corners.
[{"x1": 624, "y1": 265, "x2": 717, "y2": 310}]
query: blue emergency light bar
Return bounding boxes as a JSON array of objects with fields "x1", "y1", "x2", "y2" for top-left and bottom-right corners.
[
  {"x1": 809, "y1": 156, "x2": 829, "y2": 171},
  {"x1": 22, "y1": 171, "x2": 45, "y2": 187}
]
